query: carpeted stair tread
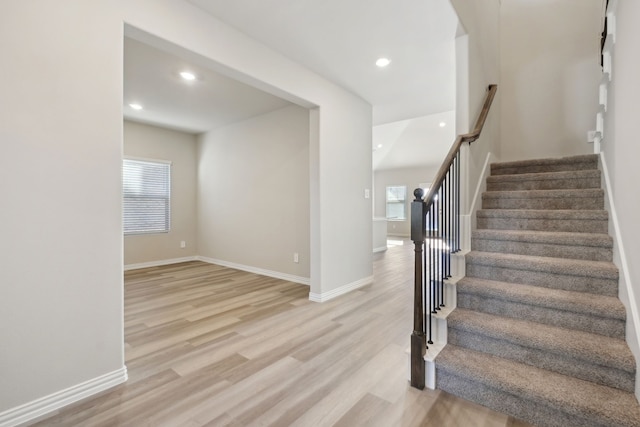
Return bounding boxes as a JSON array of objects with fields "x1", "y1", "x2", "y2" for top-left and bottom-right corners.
[
  {"x1": 435, "y1": 344, "x2": 640, "y2": 427},
  {"x1": 482, "y1": 188, "x2": 604, "y2": 210},
  {"x1": 472, "y1": 229, "x2": 611, "y2": 247},
  {"x1": 466, "y1": 251, "x2": 619, "y2": 295},
  {"x1": 457, "y1": 277, "x2": 625, "y2": 322},
  {"x1": 490, "y1": 154, "x2": 599, "y2": 176},
  {"x1": 456, "y1": 277, "x2": 625, "y2": 338},
  {"x1": 476, "y1": 209, "x2": 609, "y2": 233},
  {"x1": 471, "y1": 229, "x2": 613, "y2": 261},
  {"x1": 472, "y1": 229, "x2": 613, "y2": 261},
  {"x1": 447, "y1": 308, "x2": 635, "y2": 375},
  {"x1": 466, "y1": 251, "x2": 618, "y2": 280},
  {"x1": 486, "y1": 169, "x2": 601, "y2": 191},
  {"x1": 477, "y1": 209, "x2": 608, "y2": 220}
]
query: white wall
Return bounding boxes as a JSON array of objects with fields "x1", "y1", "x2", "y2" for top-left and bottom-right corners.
[
  {"x1": 601, "y1": 0, "x2": 640, "y2": 398},
  {"x1": 0, "y1": 0, "x2": 372, "y2": 420},
  {"x1": 0, "y1": 1, "x2": 124, "y2": 414},
  {"x1": 197, "y1": 105, "x2": 310, "y2": 279},
  {"x1": 374, "y1": 166, "x2": 439, "y2": 237},
  {"x1": 450, "y1": 0, "x2": 501, "y2": 215},
  {"x1": 499, "y1": 0, "x2": 603, "y2": 161},
  {"x1": 123, "y1": 120, "x2": 198, "y2": 266}
]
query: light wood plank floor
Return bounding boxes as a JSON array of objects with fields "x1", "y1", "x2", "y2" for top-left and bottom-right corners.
[{"x1": 33, "y1": 241, "x2": 532, "y2": 427}]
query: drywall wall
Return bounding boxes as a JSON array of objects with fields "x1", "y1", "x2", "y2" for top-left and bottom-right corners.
[
  {"x1": 197, "y1": 105, "x2": 310, "y2": 279},
  {"x1": 499, "y1": 0, "x2": 602, "y2": 161},
  {"x1": 450, "y1": 0, "x2": 502, "y2": 214},
  {"x1": 0, "y1": 0, "x2": 372, "y2": 421},
  {"x1": 0, "y1": 1, "x2": 125, "y2": 414},
  {"x1": 601, "y1": 0, "x2": 640, "y2": 399},
  {"x1": 374, "y1": 166, "x2": 439, "y2": 237},
  {"x1": 123, "y1": 120, "x2": 198, "y2": 266}
]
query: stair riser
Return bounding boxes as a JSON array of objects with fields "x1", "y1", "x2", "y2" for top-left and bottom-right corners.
[
  {"x1": 456, "y1": 293, "x2": 625, "y2": 339},
  {"x1": 486, "y1": 177, "x2": 600, "y2": 192},
  {"x1": 476, "y1": 217, "x2": 608, "y2": 233},
  {"x1": 491, "y1": 161, "x2": 598, "y2": 176},
  {"x1": 482, "y1": 196, "x2": 604, "y2": 210},
  {"x1": 436, "y1": 370, "x2": 595, "y2": 427},
  {"x1": 465, "y1": 263, "x2": 618, "y2": 296},
  {"x1": 471, "y1": 239, "x2": 612, "y2": 262},
  {"x1": 447, "y1": 328, "x2": 634, "y2": 393}
]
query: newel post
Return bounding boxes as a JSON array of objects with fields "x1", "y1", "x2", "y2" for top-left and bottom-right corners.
[{"x1": 410, "y1": 188, "x2": 426, "y2": 389}]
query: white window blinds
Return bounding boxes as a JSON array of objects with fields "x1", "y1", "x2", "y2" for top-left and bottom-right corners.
[{"x1": 123, "y1": 158, "x2": 171, "y2": 235}]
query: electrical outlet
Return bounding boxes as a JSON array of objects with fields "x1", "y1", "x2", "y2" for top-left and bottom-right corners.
[
  {"x1": 364, "y1": 189, "x2": 370, "y2": 199},
  {"x1": 293, "y1": 252, "x2": 299, "y2": 263},
  {"x1": 180, "y1": 241, "x2": 186, "y2": 248}
]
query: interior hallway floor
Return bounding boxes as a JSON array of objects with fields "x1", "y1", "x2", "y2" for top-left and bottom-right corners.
[{"x1": 32, "y1": 239, "x2": 532, "y2": 426}]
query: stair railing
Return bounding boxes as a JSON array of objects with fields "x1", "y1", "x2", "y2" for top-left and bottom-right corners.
[{"x1": 410, "y1": 84, "x2": 498, "y2": 389}]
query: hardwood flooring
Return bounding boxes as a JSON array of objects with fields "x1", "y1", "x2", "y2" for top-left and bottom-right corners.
[{"x1": 32, "y1": 241, "x2": 532, "y2": 426}]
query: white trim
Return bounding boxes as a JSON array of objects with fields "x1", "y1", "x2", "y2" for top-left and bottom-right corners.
[
  {"x1": 464, "y1": 151, "x2": 495, "y2": 250},
  {"x1": 197, "y1": 256, "x2": 310, "y2": 286},
  {"x1": 308, "y1": 275, "x2": 373, "y2": 302},
  {"x1": 124, "y1": 256, "x2": 198, "y2": 271},
  {"x1": 373, "y1": 246, "x2": 388, "y2": 253},
  {"x1": 599, "y1": 152, "x2": 640, "y2": 399},
  {"x1": 0, "y1": 367, "x2": 127, "y2": 427}
]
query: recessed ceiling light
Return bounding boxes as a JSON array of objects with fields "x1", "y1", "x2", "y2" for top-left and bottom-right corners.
[
  {"x1": 376, "y1": 57, "x2": 391, "y2": 68},
  {"x1": 129, "y1": 103, "x2": 143, "y2": 110},
  {"x1": 377, "y1": 144, "x2": 383, "y2": 148},
  {"x1": 180, "y1": 71, "x2": 196, "y2": 81},
  {"x1": 439, "y1": 122, "x2": 446, "y2": 127}
]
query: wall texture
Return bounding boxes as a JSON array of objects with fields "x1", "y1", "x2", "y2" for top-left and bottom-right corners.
[
  {"x1": 123, "y1": 120, "x2": 198, "y2": 266},
  {"x1": 0, "y1": 0, "x2": 372, "y2": 418},
  {"x1": 450, "y1": 0, "x2": 502, "y2": 215},
  {"x1": 0, "y1": 0, "x2": 125, "y2": 413},
  {"x1": 499, "y1": 0, "x2": 602, "y2": 161},
  {"x1": 197, "y1": 105, "x2": 310, "y2": 279}
]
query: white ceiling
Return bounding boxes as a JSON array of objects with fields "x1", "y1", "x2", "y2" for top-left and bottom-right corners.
[
  {"x1": 123, "y1": 37, "x2": 293, "y2": 134},
  {"x1": 373, "y1": 110, "x2": 456, "y2": 170},
  {"x1": 188, "y1": 0, "x2": 459, "y2": 126},
  {"x1": 123, "y1": 0, "x2": 460, "y2": 170}
]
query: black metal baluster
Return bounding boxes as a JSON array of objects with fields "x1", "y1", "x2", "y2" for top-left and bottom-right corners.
[
  {"x1": 447, "y1": 164, "x2": 452, "y2": 277},
  {"x1": 456, "y1": 151, "x2": 461, "y2": 252}
]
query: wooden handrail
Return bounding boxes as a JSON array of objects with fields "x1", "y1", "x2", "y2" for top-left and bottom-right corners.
[
  {"x1": 421, "y1": 84, "x2": 497, "y2": 211},
  {"x1": 410, "y1": 83, "x2": 497, "y2": 390}
]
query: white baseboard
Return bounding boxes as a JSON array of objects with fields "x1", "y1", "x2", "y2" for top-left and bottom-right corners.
[
  {"x1": 373, "y1": 246, "x2": 388, "y2": 253},
  {"x1": 124, "y1": 256, "x2": 198, "y2": 271},
  {"x1": 308, "y1": 275, "x2": 373, "y2": 302},
  {"x1": 599, "y1": 152, "x2": 640, "y2": 400},
  {"x1": 0, "y1": 367, "x2": 127, "y2": 427},
  {"x1": 197, "y1": 256, "x2": 310, "y2": 286}
]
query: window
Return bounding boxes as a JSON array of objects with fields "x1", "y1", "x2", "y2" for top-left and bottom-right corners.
[
  {"x1": 386, "y1": 185, "x2": 407, "y2": 220},
  {"x1": 123, "y1": 158, "x2": 171, "y2": 235}
]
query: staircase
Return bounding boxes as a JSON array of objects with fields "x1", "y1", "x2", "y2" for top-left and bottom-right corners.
[{"x1": 434, "y1": 154, "x2": 640, "y2": 427}]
